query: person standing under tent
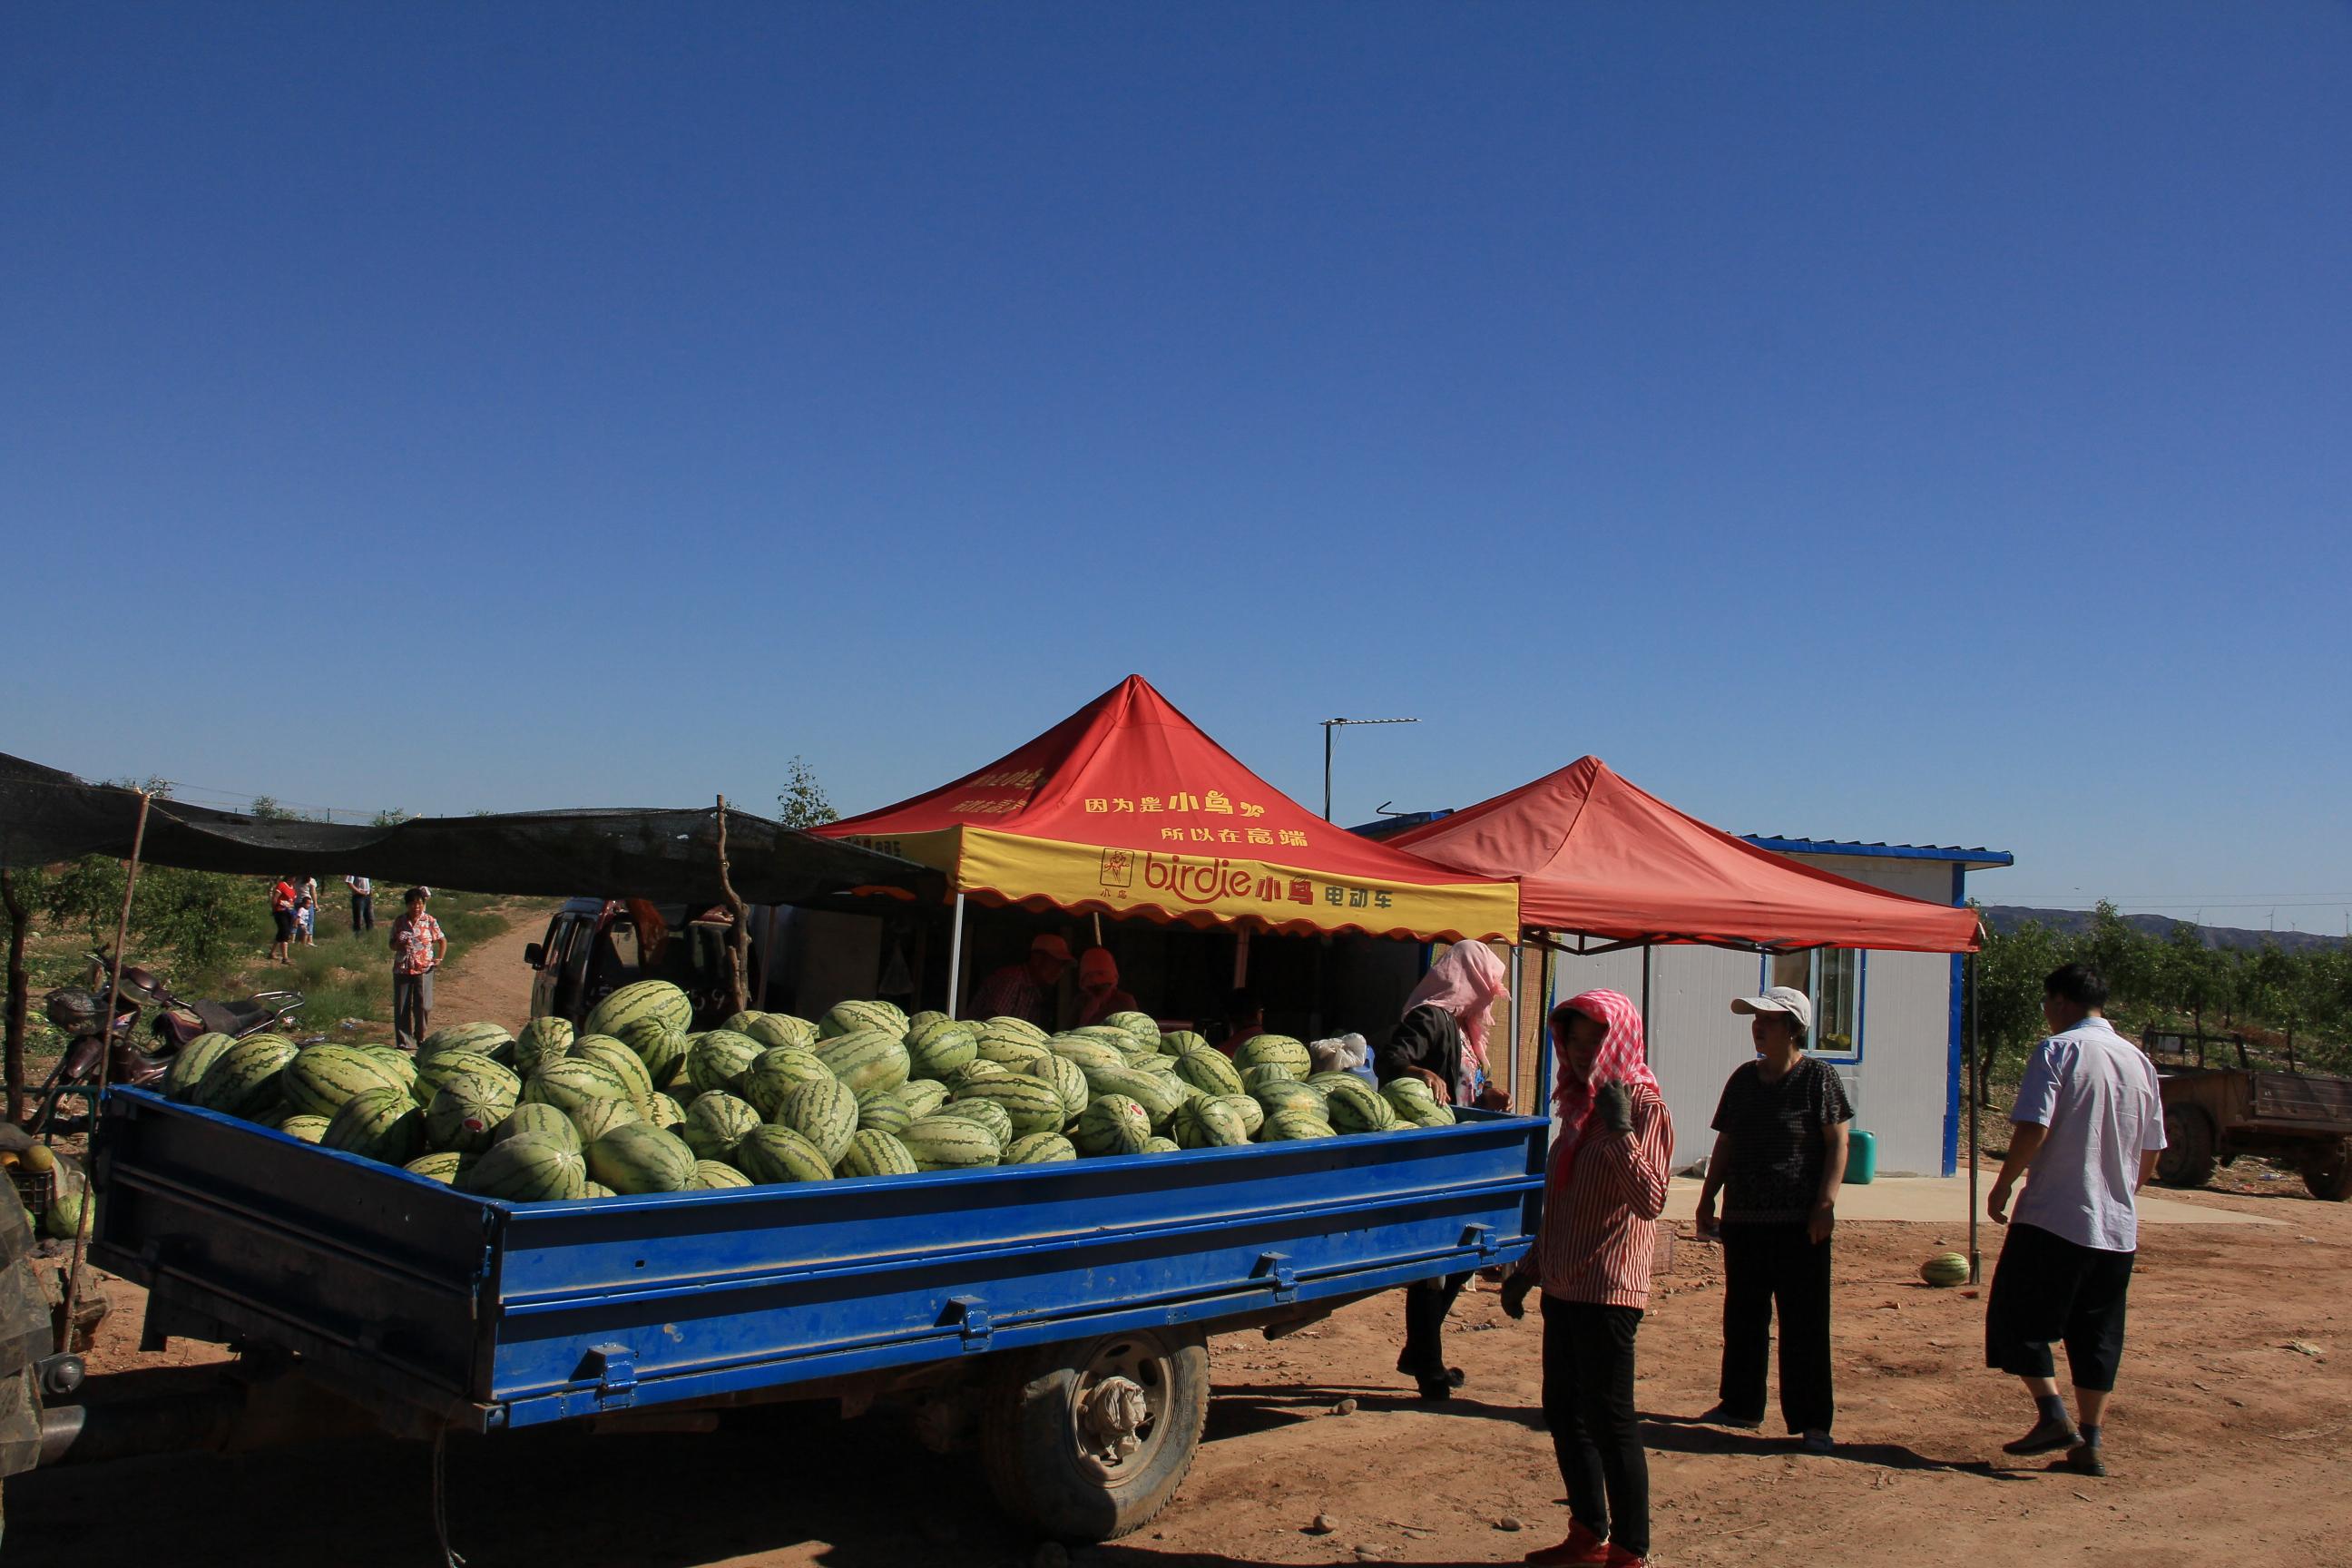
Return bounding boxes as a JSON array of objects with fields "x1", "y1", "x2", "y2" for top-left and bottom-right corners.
[
  {"x1": 345, "y1": 873, "x2": 374, "y2": 933},
  {"x1": 1377, "y1": 940, "x2": 1511, "y2": 1400},
  {"x1": 1693, "y1": 984, "x2": 1852, "y2": 1453},
  {"x1": 969, "y1": 933, "x2": 1071, "y2": 1030},
  {"x1": 1072, "y1": 946, "x2": 1139, "y2": 1027},
  {"x1": 1502, "y1": 990, "x2": 1671, "y2": 1568},
  {"x1": 1984, "y1": 963, "x2": 2164, "y2": 1477},
  {"x1": 388, "y1": 887, "x2": 447, "y2": 1051},
  {"x1": 1218, "y1": 988, "x2": 1264, "y2": 1058}
]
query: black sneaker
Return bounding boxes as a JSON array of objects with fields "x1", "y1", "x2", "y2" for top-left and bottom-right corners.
[
  {"x1": 2063, "y1": 1443, "x2": 2107, "y2": 1477},
  {"x1": 2002, "y1": 1415, "x2": 2082, "y2": 1456},
  {"x1": 1697, "y1": 1405, "x2": 1763, "y2": 1431}
]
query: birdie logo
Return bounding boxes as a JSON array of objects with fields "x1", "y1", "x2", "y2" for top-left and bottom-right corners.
[{"x1": 1141, "y1": 852, "x2": 1253, "y2": 906}]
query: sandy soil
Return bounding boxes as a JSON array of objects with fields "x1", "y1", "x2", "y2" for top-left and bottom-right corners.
[
  {"x1": 425, "y1": 899, "x2": 554, "y2": 1036},
  {"x1": 14, "y1": 1168, "x2": 2347, "y2": 1568}
]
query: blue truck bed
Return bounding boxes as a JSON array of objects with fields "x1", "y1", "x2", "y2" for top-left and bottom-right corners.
[{"x1": 93, "y1": 1087, "x2": 1545, "y2": 1433}]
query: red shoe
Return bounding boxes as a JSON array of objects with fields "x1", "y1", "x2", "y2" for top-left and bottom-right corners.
[
  {"x1": 1603, "y1": 1548, "x2": 1649, "y2": 1568},
  {"x1": 1524, "y1": 1522, "x2": 1609, "y2": 1566}
]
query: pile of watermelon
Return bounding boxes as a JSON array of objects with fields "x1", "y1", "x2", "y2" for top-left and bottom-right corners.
[{"x1": 157, "y1": 982, "x2": 1457, "y2": 1202}]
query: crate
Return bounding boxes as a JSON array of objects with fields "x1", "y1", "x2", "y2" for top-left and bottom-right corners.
[{"x1": 8, "y1": 1164, "x2": 56, "y2": 1229}]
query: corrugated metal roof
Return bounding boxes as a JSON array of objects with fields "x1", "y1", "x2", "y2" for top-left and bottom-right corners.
[{"x1": 1744, "y1": 835, "x2": 2014, "y2": 868}]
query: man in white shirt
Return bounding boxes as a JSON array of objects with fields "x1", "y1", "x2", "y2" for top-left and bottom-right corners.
[
  {"x1": 344, "y1": 874, "x2": 374, "y2": 934},
  {"x1": 1984, "y1": 964, "x2": 2166, "y2": 1477}
]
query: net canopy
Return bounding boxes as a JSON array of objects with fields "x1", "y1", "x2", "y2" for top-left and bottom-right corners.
[{"x1": 0, "y1": 751, "x2": 940, "y2": 908}]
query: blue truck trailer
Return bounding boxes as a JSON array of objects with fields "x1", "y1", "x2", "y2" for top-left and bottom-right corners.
[{"x1": 76, "y1": 1086, "x2": 1545, "y2": 1540}]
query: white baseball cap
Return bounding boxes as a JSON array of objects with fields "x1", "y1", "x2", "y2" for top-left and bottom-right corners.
[{"x1": 1730, "y1": 985, "x2": 1813, "y2": 1032}]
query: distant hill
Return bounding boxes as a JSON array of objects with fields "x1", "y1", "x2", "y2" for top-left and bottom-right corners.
[{"x1": 1982, "y1": 906, "x2": 2346, "y2": 955}]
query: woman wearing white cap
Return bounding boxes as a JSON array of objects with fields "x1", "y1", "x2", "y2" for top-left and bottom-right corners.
[{"x1": 1692, "y1": 984, "x2": 1852, "y2": 1453}]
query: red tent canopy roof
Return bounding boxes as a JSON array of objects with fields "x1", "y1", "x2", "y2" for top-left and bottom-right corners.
[
  {"x1": 1389, "y1": 756, "x2": 1983, "y2": 954},
  {"x1": 817, "y1": 676, "x2": 1514, "y2": 941}
]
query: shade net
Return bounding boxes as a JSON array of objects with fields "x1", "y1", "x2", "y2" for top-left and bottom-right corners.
[{"x1": 0, "y1": 752, "x2": 938, "y2": 908}]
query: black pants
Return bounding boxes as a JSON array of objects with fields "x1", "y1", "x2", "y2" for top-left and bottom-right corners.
[
  {"x1": 1719, "y1": 1220, "x2": 1835, "y2": 1434},
  {"x1": 350, "y1": 893, "x2": 373, "y2": 933},
  {"x1": 1543, "y1": 1297, "x2": 1649, "y2": 1558},
  {"x1": 1399, "y1": 1271, "x2": 1470, "y2": 1379},
  {"x1": 1984, "y1": 1221, "x2": 2134, "y2": 1392}
]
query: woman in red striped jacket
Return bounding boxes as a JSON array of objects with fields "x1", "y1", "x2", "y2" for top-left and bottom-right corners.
[{"x1": 1502, "y1": 989, "x2": 1673, "y2": 1568}]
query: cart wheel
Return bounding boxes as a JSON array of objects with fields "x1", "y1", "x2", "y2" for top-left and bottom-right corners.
[
  {"x1": 978, "y1": 1327, "x2": 1210, "y2": 1543},
  {"x1": 2154, "y1": 1106, "x2": 2214, "y2": 1189},
  {"x1": 2302, "y1": 1139, "x2": 2352, "y2": 1202}
]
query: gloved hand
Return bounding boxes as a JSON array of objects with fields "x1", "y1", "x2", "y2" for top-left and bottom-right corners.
[
  {"x1": 1593, "y1": 1080, "x2": 1634, "y2": 1134},
  {"x1": 1499, "y1": 1271, "x2": 1534, "y2": 1320}
]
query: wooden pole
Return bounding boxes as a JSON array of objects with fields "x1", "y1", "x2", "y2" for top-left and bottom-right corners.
[
  {"x1": 943, "y1": 892, "x2": 967, "y2": 1018},
  {"x1": 713, "y1": 797, "x2": 750, "y2": 1018},
  {"x1": 1507, "y1": 942, "x2": 1524, "y2": 1108},
  {"x1": 2, "y1": 867, "x2": 28, "y2": 1126},
  {"x1": 1967, "y1": 947, "x2": 1983, "y2": 1285},
  {"x1": 63, "y1": 789, "x2": 150, "y2": 1351}
]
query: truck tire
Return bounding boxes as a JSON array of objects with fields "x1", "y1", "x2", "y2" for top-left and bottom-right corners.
[
  {"x1": 2156, "y1": 1106, "x2": 2214, "y2": 1189},
  {"x1": 2302, "y1": 1140, "x2": 2352, "y2": 1202},
  {"x1": 978, "y1": 1327, "x2": 1210, "y2": 1543}
]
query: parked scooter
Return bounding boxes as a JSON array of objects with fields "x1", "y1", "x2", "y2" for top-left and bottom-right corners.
[{"x1": 28, "y1": 952, "x2": 309, "y2": 1131}]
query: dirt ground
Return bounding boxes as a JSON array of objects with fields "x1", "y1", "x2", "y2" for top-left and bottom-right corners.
[{"x1": 14, "y1": 929, "x2": 2347, "y2": 1566}]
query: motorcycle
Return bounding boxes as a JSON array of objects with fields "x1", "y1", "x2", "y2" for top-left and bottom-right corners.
[{"x1": 29, "y1": 952, "x2": 309, "y2": 1132}]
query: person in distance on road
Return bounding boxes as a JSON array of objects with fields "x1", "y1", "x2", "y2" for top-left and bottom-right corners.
[
  {"x1": 1502, "y1": 989, "x2": 1671, "y2": 1568},
  {"x1": 968, "y1": 933, "x2": 1072, "y2": 1032},
  {"x1": 388, "y1": 887, "x2": 447, "y2": 1051},
  {"x1": 1984, "y1": 963, "x2": 2165, "y2": 1478},
  {"x1": 1692, "y1": 984, "x2": 1852, "y2": 1454}
]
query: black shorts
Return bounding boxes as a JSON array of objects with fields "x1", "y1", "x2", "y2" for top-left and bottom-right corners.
[
  {"x1": 1984, "y1": 1221, "x2": 2135, "y2": 1392},
  {"x1": 272, "y1": 909, "x2": 296, "y2": 941}
]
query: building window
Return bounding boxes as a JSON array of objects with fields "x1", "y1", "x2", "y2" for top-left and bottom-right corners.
[{"x1": 1770, "y1": 948, "x2": 1863, "y2": 1057}]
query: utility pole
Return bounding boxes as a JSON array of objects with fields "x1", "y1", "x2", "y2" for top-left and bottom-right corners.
[{"x1": 1319, "y1": 716, "x2": 1417, "y2": 822}]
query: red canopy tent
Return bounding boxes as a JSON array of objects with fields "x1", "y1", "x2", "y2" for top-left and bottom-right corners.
[{"x1": 1388, "y1": 756, "x2": 1982, "y2": 955}]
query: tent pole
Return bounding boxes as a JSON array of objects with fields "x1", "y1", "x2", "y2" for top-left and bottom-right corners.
[
  {"x1": 1967, "y1": 947, "x2": 1982, "y2": 1285},
  {"x1": 1507, "y1": 942, "x2": 1524, "y2": 1107},
  {"x1": 63, "y1": 789, "x2": 149, "y2": 1352},
  {"x1": 944, "y1": 893, "x2": 967, "y2": 1020}
]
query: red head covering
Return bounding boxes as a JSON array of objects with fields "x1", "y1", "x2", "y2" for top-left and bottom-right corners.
[
  {"x1": 1550, "y1": 988, "x2": 1660, "y2": 1162},
  {"x1": 1402, "y1": 942, "x2": 1508, "y2": 1081}
]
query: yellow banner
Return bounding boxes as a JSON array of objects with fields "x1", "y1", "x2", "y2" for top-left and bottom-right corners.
[{"x1": 956, "y1": 828, "x2": 1516, "y2": 943}]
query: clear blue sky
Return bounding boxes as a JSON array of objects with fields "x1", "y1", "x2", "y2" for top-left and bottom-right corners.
[{"x1": 5, "y1": 5, "x2": 2348, "y2": 930}]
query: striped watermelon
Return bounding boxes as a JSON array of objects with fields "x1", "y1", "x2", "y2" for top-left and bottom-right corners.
[
  {"x1": 778, "y1": 1078, "x2": 862, "y2": 1164},
  {"x1": 280, "y1": 1045, "x2": 409, "y2": 1119},
  {"x1": 1004, "y1": 1131, "x2": 1078, "y2": 1164},
  {"x1": 1046, "y1": 1034, "x2": 1129, "y2": 1074},
  {"x1": 1379, "y1": 1078, "x2": 1455, "y2": 1128},
  {"x1": 1026, "y1": 1054, "x2": 1091, "y2": 1119},
  {"x1": 906, "y1": 1009, "x2": 947, "y2": 1034},
  {"x1": 513, "y1": 1016, "x2": 575, "y2": 1073},
  {"x1": 422, "y1": 1022, "x2": 514, "y2": 1059},
  {"x1": 835, "y1": 1129, "x2": 918, "y2": 1180},
  {"x1": 1234, "y1": 1034, "x2": 1312, "y2": 1078},
  {"x1": 582, "y1": 1181, "x2": 617, "y2": 1199},
  {"x1": 857, "y1": 1090, "x2": 916, "y2": 1137},
  {"x1": 817, "y1": 1000, "x2": 903, "y2": 1040},
  {"x1": 427, "y1": 1075, "x2": 520, "y2": 1153},
  {"x1": 1240, "y1": 1063, "x2": 1300, "y2": 1093},
  {"x1": 165, "y1": 1032, "x2": 240, "y2": 1101},
  {"x1": 193, "y1": 1035, "x2": 300, "y2": 1119},
  {"x1": 587, "y1": 1122, "x2": 698, "y2": 1194},
  {"x1": 733, "y1": 1125, "x2": 836, "y2": 1184},
  {"x1": 1073, "y1": 1094, "x2": 1153, "y2": 1157},
  {"x1": 743, "y1": 1047, "x2": 834, "y2": 1120},
  {"x1": 1250, "y1": 1078, "x2": 1328, "y2": 1120},
  {"x1": 583, "y1": 979, "x2": 692, "y2": 1041},
  {"x1": 1141, "y1": 1135, "x2": 1181, "y2": 1154},
  {"x1": 692, "y1": 1160, "x2": 753, "y2": 1190},
  {"x1": 574, "y1": 1037, "x2": 655, "y2": 1110},
  {"x1": 746, "y1": 1014, "x2": 819, "y2": 1051},
  {"x1": 943, "y1": 1059, "x2": 1010, "y2": 1093},
  {"x1": 1171, "y1": 1048, "x2": 1245, "y2": 1098},
  {"x1": 493, "y1": 1102, "x2": 582, "y2": 1152},
  {"x1": 1172, "y1": 1097, "x2": 1251, "y2": 1149},
  {"x1": 414, "y1": 1049, "x2": 524, "y2": 1108},
  {"x1": 1258, "y1": 1107, "x2": 1336, "y2": 1142},
  {"x1": 720, "y1": 1010, "x2": 766, "y2": 1034},
  {"x1": 1321, "y1": 1077, "x2": 1397, "y2": 1134},
  {"x1": 1081, "y1": 1064, "x2": 1187, "y2": 1127},
  {"x1": 462, "y1": 1133, "x2": 587, "y2": 1201},
  {"x1": 936, "y1": 1097, "x2": 1014, "y2": 1147},
  {"x1": 521, "y1": 1057, "x2": 632, "y2": 1114},
  {"x1": 981, "y1": 1014, "x2": 1049, "y2": 1044},
  {"x1": 1215, "y1": 1093, "x2": 1265, "y2": 1136},
  {"x1": 1102, "y1": 1010, "x2": 1161, "y2": 1048},
  {"x1": 906, "y1": 1018, "x2": 980, "y2": 1079},
  {"x1": 615, "y1": 1015, "x2": 689, "y2": 1090},
  {"x1": 568, "y1": 1095, "x2": 642, "y2": 1146},
  {"x1": 685, "y1": 1029, "x2": 765, "y2": 1094},
  {"x1": 359, "y1": 1046, "x2": 419, "y2": 1093},
  {"x1": 322, "y1": 1086, "x2": 426, "y2": 1163},
  {"x1": 404, "y1": 1151, "x2": 470, "y2": 1183},
  {"x1": 1158, "y1": 1029, "x2": 1209, "y2": 1058},
  {"x1": 953, "y1": 1074, "x2": 1066, "y2": 1136},
  {"x1": 682, "y1": 1092, "x2": 762, "y2": 1160},
  {"x1": 815, "y1": 1030, "x2": 911, "y2": 1095},
  {"x1": 896, "y1": 1079, "x2": 951, "y2": 1118},
  {"x1": 645, "y1": 1092, "x2": 687, "y2": 1130},
  {"x1": 277, "y1": 1113, "x2": 331, "y2": 1143},
  {"x1": 899, "y1": 1115, "x2": 1002, "y2": 1171}
]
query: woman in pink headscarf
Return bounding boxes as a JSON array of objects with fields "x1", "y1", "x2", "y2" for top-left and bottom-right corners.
[
  {"x1": 1501, "y1": 990, "x2": 1672, "y2": 1568},
  {"x1": 1379, "y1": 942, "x2": 1514, "y2": 1399}
]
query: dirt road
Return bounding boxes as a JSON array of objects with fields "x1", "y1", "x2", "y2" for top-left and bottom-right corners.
[
  {"x1": 15, "y1": 1176, "x2": 2347, "y2": 1568},
  {"x1": 426, "y1": 899, "x2": 554, "y2": 1034}
]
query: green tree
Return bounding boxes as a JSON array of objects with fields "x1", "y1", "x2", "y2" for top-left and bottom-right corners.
[
  {"x1": 776, "y1": 757, "x2": 839, "y2": 828},
  {"x1": 1969, "y1": 914, "x2": 2063, "y2": 1093}
]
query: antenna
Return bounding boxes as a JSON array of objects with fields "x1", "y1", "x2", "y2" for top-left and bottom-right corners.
[{"x1": 1320, "y1": 717, "x2": 1418, "y2": 822}]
